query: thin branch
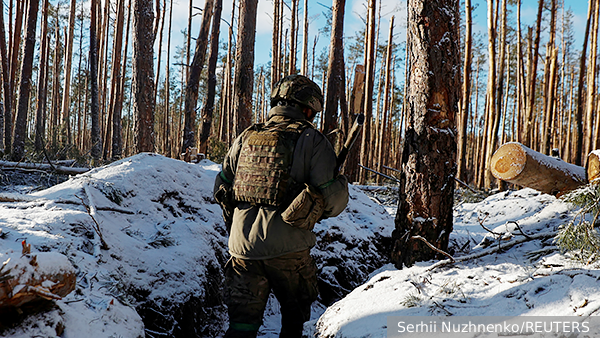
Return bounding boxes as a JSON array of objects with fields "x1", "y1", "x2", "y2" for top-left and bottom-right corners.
[{"x1": 412, "y1": 235, "x2": 455, "y2": 262}]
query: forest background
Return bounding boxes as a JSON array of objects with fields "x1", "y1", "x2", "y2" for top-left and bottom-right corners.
[{"x1": 0, "y1": 0, "x2": 593, "y2": 191}]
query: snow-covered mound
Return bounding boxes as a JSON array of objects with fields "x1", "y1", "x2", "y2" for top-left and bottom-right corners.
[
  {"x1": 0, "y1": 153, "x2": 228, "y2": 337},
  {"x1": 310, "y1": 188, "x2": 600, "y2": 337},
  {"x1": 0, "y1": 153, "x2": 395, "y2": 338}
]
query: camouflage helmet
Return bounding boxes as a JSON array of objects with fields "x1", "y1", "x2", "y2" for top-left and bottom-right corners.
[{"x1": 270, "y1": 74, "x2": 324, "y2": 113}]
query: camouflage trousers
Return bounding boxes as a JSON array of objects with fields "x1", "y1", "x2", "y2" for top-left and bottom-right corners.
[{"x1": 223, "y1": 249, "x2": 319, "y2": 338}]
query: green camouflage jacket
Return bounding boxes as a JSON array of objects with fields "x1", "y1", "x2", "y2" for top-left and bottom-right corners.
[{"x1": 214, "y1": 105, "x2": 349, "y2": 259}]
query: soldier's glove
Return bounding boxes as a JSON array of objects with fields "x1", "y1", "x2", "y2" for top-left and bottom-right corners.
[{"x1": 214, "y1": 183, "x2": 235, "y2": 233}]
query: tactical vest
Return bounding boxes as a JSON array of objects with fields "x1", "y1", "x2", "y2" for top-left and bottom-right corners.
[{"x1": 233, "y1": 120, "x2": 311, "y2": 207}]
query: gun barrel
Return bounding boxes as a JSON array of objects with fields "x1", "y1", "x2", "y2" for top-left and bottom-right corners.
[{"x1": 336, "y1": 113, "x2": 365, "y2": 173}]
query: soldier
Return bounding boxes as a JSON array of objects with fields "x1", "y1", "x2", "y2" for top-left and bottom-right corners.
[{"x1": 214, "y1": 74, "x2": 349, "y2": 338}]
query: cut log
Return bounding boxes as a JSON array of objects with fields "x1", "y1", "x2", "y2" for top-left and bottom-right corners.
[
  {"x1": 490, "y1": 142, "x2": 586, "y2": 195},
  {"x1": 0, "y1": 248, "x2": 76, "y2": 308},
  {"x1": 587, "y1": 151, "x2": 600, "y2": 182},
  {"x1": 0, "y1": 160, "x2": 90, "y2": 175}
]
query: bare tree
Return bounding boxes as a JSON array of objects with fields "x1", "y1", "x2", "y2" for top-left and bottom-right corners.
[
  {"x1": 234, "y1": 0, "x2": 258, "y2": 135},
  {"x1": 132, "y1": 0, "x2": 156, "y2": 153},
  {"x1": 199, "y1": 0, "x2": 223, "y2": 154},
  {"x1": 0, "y1": 0, "x2": 10, "y2": 152},
  {"x1": 90, "y1": 0, "x2": 102, "y2": 160},
  {"x1": 61, "y1": 0, "x2": 77, "y2": 146},
  {"x1": 323, "y1": 0, "x2": 346, "y2": 147},
  {"x1": 181, "y1": 0, "x2": 214, "y2": 152},
  {"x1": 34, "y1": 0, "x2": 50, "y2": 152},
  {"x1": 391, "y1": 0, "x2": 460, "y2": 268},
  {"x1": 457, "y1": 0, "x2": 472, "y2": 183},
  {"x1": 12, "y1": 0, "x2": 40, "y2": 161}
]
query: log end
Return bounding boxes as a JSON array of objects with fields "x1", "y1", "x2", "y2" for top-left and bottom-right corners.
[
  {"x1": 587, "y1": 151, "x2": 600, "y2": 183},
  {"x1": 491, "y1": 142, "x2": 527, "y2": 181}
]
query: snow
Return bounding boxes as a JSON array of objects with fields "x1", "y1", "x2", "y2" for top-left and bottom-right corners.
[
  {"x1": 0, "y1": 153, "x2": 394, "y2": 338},
  {"x1": 310, "y1": 188, "x2": 600, "y2": 337},
  {"x1": 1, "y1": 153, "x2": 597, "y2": 337}
]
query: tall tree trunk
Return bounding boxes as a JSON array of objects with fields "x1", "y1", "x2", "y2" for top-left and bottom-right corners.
[
  {"x1": 8, "y1": 0, "x2": 25, "y2": 151},
  {"x1": 541, "y1": 0, "x2": 557, "y2": 155},
  {"x1": 575, "y1": 0, "x2": 594, "y2": 166},
  {"x1": 376, "y1": 16, "x2": 394, "y2": 184},
  {"x1": 199, "y1": 0, "x2": 223, "y2": 154},
  {"x1": 457, "y1": 0, "x2": 472, "y2": 183},
  {"x1": 233, "y1": 0, "x2": 258, "y2": 136},
  {"x1": 359, "y1": 0, "x2": 376, "y2": 184},
  {"x1": 34, "y1": 0, "x2": 49, "y2": 152},
  {"x1": 181, "y1": 0, "x2": 214, "y2": 152},
  {"x1": 483, "y1": 0, "x2": 497, "y2": 189},
  {"x1": 12, "y1": 0, "x2": 40, "y2": 161},
  {"x1": 164, "y1": 0, "x2": 173, "y2": 158},
  {"x1": 0, "y1": 0, "x2": 11, "y2": 152},
  {"x1": 585, "y1": 0, "x2": 600, "y2": 159},
  {"x1": 108, "y1": 0, "x2": 126, "y2": 160},
  {"x1": 133, "y1": 0, "x2": 156, "y2": 153},
  {"x1": 301, "y1": 0, "x2": 309, "y2": 75},
  {"x1": 271, "y1": 0, "x2": 280, "y2": 87},
  {"x1": 524, "y1": 0, "x2": 545, "y2": 147},
  {"x1": 61, "y1": 0, "x2": 77, "y2": 146},
  {"x1": 323, "y1": 0, "x2": 346, "y2": 147},
  {"x1": 289, "y1": 0, "x2": 298, "y2": 74},
  {"x1": 391, "y1": 0, "x2": 459, "y2": 268},
  {"x1": 90, "y1": 0, "x2": 102, "y2": 160}
]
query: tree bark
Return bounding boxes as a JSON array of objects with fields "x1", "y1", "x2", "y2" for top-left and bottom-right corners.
[
  {"x1": 199, "y1": 0, "x2": 223, "y2": 154},
  {"x1": 323, "y1": 0, "x2": 346, "y2": 147},
  {"x1": 12, "y1": 0, "x2": 40, "y2": 161},
  {"x1": 391, "y1": 0, "x2": 459, "y2": 268},
  {"x1": 181, "y1": 0, "x2": 214, "y2": 152},
  {"x1": 132, "y1": 0, "x2": 156, "y2": 153},
  {"x1": 233, "y1": 0, "x2": 258, "y2": 136}
]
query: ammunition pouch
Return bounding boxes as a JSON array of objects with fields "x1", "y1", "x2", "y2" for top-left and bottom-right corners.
[{"x1": 281, "y1": 184, "x2": 324, "y2": 231}]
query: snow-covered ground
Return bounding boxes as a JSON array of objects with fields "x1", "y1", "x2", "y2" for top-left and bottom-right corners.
[
  {"x1": 0, "y1": 153, "x2": 596, "y2": 338},
  {"x1": 310, "y1": 188, "x2": 600, "y2": 337},
  {"x1": 0, "y1": 153, "x2": 393, "y2": 338}
]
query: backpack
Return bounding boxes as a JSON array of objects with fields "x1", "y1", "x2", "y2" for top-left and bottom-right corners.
[{"x1": 233, "y1": 120, "x2": 312, "y2": 207}]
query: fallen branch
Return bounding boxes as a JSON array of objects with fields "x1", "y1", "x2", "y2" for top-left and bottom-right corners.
[
  {"x1": 358, "y1": 164, "x2": 401, "y2": 183},
  {"x1": 78, "y1": 185, "x2": 109, "y2": 250},
  {"x1": 0, "y1": 160, "x2": 90, "y2": 175},
  {"x1": 426, "y1": 231, "x2": 556, "y2": 272},
  {"x1": 412, "y1": 235, "x2": 455, "y2": 262}
]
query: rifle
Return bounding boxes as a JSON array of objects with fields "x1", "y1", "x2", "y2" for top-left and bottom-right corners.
[{"x1": 336, "y1": 113, "x2": 365, "y2": 174}]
